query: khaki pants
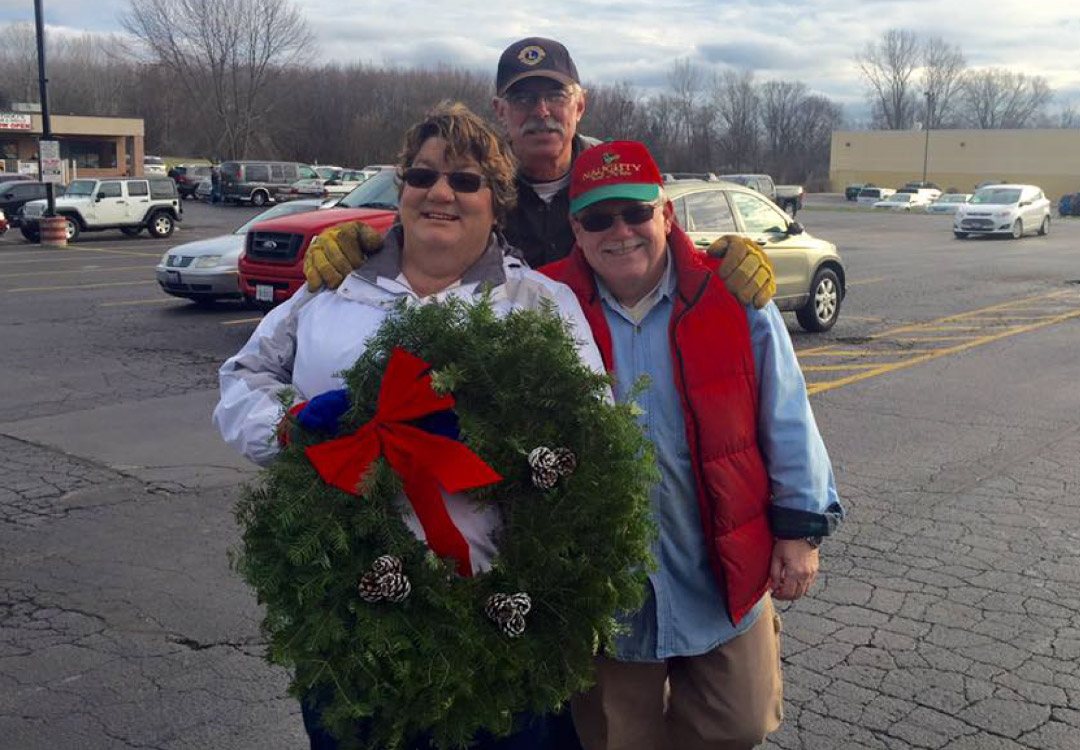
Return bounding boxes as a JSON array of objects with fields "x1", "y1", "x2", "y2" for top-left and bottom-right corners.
[{"x1": 571, "y1": 595, "x2": 783, "y2": 750}]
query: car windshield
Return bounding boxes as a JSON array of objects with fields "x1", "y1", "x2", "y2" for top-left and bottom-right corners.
[
  {"x1": 971, "y1": 188, "x2": 1021, "y2": 205},
  {"x1": 235, "y1": 201, "x2": 323, "y2": 234},
  {"x1": 885, "y1": 194, "x2": 911, "y2": 202},
  {"x1": 940, "y1": 194, "x2": 968, "y2": 203},
  {"x1": 336, "y1": 169, "x2": 399, "y2": 210},
  {"x1": 65, "y1": 180, "x2": 97, "y2": 197}
]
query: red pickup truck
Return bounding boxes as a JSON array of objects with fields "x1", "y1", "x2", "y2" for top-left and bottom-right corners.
[{"x1": 238, "y1": 170, "x2": 399, "y2": 306}]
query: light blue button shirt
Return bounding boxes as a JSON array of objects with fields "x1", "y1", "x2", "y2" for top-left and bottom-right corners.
[{"x1": 597, "y1": 255, "x2": 839, "y2": 661}]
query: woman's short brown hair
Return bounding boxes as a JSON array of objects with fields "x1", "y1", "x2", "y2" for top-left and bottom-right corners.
[{"x1": 397, "y1": 101, "x2": 518, "y2": 227}]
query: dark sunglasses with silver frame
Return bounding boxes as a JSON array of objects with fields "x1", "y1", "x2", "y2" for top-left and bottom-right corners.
[
  {"x1": 402, "y1": 167, "x2": 488, "y2": 194},
  {"x1": 575, "y1": 202, "x2": 659, "y2": 233}
]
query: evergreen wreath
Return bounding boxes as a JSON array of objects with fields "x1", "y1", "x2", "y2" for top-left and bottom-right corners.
[{"x1": 233, "y1": 298, "x2": 658, "y2": 750}]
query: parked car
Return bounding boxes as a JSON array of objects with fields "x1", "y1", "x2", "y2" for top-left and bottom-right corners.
[
  {"x1": 219, "y1": 160, "x2": 320, "y2": 207},
  {"x1": 857, "y1": 186, "x2": 895, "y2": 206},
  {"x1": 665, "y1": 180, "x2": 845, "y2": 332},
  {"x1": 717, "y1": 173, "x2": 777, "y2": 202},
  {"x1": 0, "y1": 208, "x2": 8, "y2": 236},
  {"x1": 845, "y1": 182, "x2": 872, "y2": 201},
  {"x1": 0, "y1": 172, "x2": 35, "y2": 182},
  {"x1": 21, "y1": 177, "x2": 182, "y2": 242},
  {"x1": 896, "y1": 186, "x2": 941, "y2": 202},
  {"x1": 195, "y1": 177, "x2": 212, "y2": 202},
  {"x1": 924, "y1": 193, "x2": 972, "y2": 214},
  {"x1": 953, "y1": 184, "x2": 1051, "y2": 239},
  {"x1": 0, "y1": 180, "x2": 51, "y2": 227},
  {"x1": 237, "y1": 168, "x2": 400, "y2": 306},
  {"x1": 1058, "y1": 193, "x2": 1073, "y2": 217},
  {"x1": 663, "y1": 172, "x2": 720, "y2": 182},
  {"x1": 155, "y1": 199, "x2": 323, "y2": 304},
  {"x1": 775, "y1": 184, "x2": 804, "y2": 215},
  {"x1": 872, "y1": 192, "x2": 931, "y2": 211},
  {"x1": 902, "y1": 180, "x2": 940, "y2": 191},
  {"x1": 313, "y1": 165, "x2": 345, "y2": 181},
  {"x1": 143, "y1": 155, "x2": 168, "y2": 176},
  {"x1": 172, "y1": 164, "x2": 212, "y2": 199},
  {"x1": 276, "y1": 178, "x2": 329, "y2": 203}
]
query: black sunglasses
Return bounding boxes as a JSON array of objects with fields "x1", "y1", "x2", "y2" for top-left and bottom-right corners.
[
  {"x1": 402, "y1": 167, "x2": 488, "y2": 193},
  {"x1": 576, "y1": 203, "x2": 658, "y2": 233}
]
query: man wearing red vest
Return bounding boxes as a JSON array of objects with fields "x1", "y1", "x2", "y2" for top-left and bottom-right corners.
[{"x1": 541, "y1": 140, "x2": 843, "y2": 750}]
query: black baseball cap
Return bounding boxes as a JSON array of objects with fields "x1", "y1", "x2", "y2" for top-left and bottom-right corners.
[{"x1": 496, "y1": 37, "x2": 580, "y2": 96}]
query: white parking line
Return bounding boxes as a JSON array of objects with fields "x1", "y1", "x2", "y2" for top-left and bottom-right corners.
[
  {"x1": 100, "y1": 298, "x2": 184, "y2": 307},
  {"x1": 8, "y1": 280, "x2": 155, "y2": 292}
]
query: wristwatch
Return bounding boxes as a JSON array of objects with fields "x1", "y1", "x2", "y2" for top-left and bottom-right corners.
[{"x1": 803, "y1": 536, "x2": 823, "y2": 549}]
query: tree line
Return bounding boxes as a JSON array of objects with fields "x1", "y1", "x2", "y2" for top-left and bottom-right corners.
[
  {"x1": 0, "y1": 5, "x2": 1073, "y2": 189},
  {"x1": 855, "y1": 28, "x2": 1070, "y2": 130}
]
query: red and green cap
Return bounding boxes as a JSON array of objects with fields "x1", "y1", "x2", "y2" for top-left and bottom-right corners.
[{"x1": 569, "y1": 140, "x2": 663, "y2": 214}]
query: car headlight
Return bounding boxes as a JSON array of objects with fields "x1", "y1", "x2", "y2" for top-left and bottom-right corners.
[{"x1": 192, "y1": 255, "x2": 224, "y2": 268}]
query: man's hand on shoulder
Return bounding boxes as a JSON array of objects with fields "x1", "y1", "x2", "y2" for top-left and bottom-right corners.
[
  {"x1": 303, "y1": 221, "x2": 384, "y2": 292},
  {"x1": 707, "y1": 235, "x2": 776, "y2": 309}
]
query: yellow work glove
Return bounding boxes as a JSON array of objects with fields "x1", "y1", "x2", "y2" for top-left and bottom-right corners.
[
  {"x1": 707, "y1": 235, "x2": 776, "y2": 309},
  {"x1": 303, "y1": 221, "x2": 384, "y2": 292}
]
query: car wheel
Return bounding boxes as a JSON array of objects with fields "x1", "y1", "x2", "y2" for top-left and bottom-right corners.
[
  {"x1": 121, "y1": 226, "x2": 142, "y2": 237},
  {"x1": 63, "y1": 216, "x2": 80, "y2": 242},
  {"x1": 1038, "y1": 216, "x2": 1050, "y2": 236},
  {"x1": 20, "y1": 225, "x2": 39, "y2": 242},
  {"x1": 148, "y1": 212, "x2": 175, "y2": 238},
  {"x1": 795, "y1": 267, "x2": 842, "y2": 332},
  {"x1": 1011, "y1": 219, "x2": 1023, "y2": 240},
  {"x1": 954, "y1": 231, "x2": 968, "y2": 239},
  {"x1": 250, "y1": 190, "x2": 269, "y2": 207}
]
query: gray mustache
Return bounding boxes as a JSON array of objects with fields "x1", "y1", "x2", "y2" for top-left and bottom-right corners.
[{"x1": 521, "y1": 118, "x2": 565, "y2": 136}]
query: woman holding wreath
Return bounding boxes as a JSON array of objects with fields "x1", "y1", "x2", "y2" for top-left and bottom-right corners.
[{"x1": 214, "y1": 103, "x2": 604, "y2": 748}]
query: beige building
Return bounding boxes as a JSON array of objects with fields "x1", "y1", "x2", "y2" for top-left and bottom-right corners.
[
  {"x1": 0, "y1": 112, "x2": 146, "y2": 179},
  {"x1": 830, "y1": 129, "x2": 1080, "y2": 199}
]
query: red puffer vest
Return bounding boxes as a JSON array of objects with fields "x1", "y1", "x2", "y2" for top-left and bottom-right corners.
[{"x1": 541, "y1": 225, "x2": 773, "y2": 624}]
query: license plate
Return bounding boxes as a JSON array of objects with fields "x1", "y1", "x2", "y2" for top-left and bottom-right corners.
[
  {"x1": 255, "y1": 284, "x2": 274, "y2": 302},
  {"x1": 166, "y1": 270, "x2": 181, "y2": 285}
]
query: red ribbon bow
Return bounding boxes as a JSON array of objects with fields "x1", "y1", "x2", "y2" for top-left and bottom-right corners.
[{"x1": 305, "y1": 347, "x2": 502, "y2": 577}]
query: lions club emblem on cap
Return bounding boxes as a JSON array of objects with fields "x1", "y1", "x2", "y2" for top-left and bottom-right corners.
[{"x1": 518, "y1": 45, "x2": 546, "y2": 66}]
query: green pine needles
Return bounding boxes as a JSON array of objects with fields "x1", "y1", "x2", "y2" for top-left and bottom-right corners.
[{"x1": 233, "y1": 297, "x2": 658, "y2": 749}]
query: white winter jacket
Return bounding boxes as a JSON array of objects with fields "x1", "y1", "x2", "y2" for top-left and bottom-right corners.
[{"x1": 213, "y1": 227, "x2": 605, "y2": 574}]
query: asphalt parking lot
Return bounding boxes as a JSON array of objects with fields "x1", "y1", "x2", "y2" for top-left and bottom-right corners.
[{"x1": 2, "y1": 196, "x2": 1080, "y2": 749}]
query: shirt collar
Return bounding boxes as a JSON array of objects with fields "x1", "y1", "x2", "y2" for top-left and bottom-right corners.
[
  {"x1": 354, "y1": 223, "x2": 508, "y2": 293},
  {"x1": 596, "y1": 246, "x2": 675, "y2": 325}
]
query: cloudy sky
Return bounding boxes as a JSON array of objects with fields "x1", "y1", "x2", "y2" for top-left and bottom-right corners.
[{"x1": 3, "y1": 0, "x2": 1080, "y2": 118}]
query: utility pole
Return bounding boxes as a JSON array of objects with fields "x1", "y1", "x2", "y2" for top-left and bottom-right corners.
[
  {"x1": 33, "y1": 0, "x2": 56, "y2": 217},
  {"x1": 922, "y1": 91, "x2": 934, "y2": 185}
]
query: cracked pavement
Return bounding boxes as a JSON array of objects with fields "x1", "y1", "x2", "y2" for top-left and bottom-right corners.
[{"x1": 2, "y1": 205, "x2": 1079, "y2": 748}]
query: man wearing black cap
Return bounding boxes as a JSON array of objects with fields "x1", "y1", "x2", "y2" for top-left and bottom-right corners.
[{"x1": 301, "y1": 37, "x2": 776, "y2": 310}]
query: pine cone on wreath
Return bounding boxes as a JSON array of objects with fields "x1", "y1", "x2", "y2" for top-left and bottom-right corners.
[
  {"x1": 531, "y1": 467, "x2": 559, "y2": 490},
  {"x1": 358, "y1": 555, "x2": 410, "y2": 603},
  {"x1": 485, "y1": 592, "x2": 532, "y2": 638},
  {"x1": 552, "y1": 447, "x2": 577, "y2": 476}
]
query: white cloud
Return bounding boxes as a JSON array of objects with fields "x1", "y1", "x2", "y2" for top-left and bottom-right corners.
[{"x1": 2, "y1": 0, "x2": 1077, "y2": 112}]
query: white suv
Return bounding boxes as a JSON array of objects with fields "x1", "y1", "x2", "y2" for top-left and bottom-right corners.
[
  {"x1": 954, "y1": 184, "x2": 1051, "y2": 239},
  {"x1": 20, "y1": 177, "x2": 183, "y2": 242}
]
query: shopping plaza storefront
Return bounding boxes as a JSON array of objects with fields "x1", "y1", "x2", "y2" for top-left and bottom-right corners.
[{"x1": 0, "y1": 111, "x2": 146, "y2": 179}]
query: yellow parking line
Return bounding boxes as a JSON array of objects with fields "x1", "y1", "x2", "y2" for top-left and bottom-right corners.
[
  {"x1": 808, "y1": 309, "x2": 1080, "y2": 396},
  {"x1": 801, "y1": 363, "x2": 884, "y2": 372},
  {"x1": 893, "y1": 334, "x2": 991, "y2": 342},
  {"x1": 5, "y1": 264, "x2": 153, "y2": 278},
  {"x1": 221, "y1": 316, "x2": 262, "y2": 326},
  {"x1": 799, "y1": 349, "x2": 940, "y2": 357},
  {"x1": 41, "y1": 245, "x2": 163, "y2": 258},
  {"x1": 847, "y1": 277, "x2": 886, "y2": 286},
  {"x1": 8, "y1": 280, "x2": 154, "y2": 292}
]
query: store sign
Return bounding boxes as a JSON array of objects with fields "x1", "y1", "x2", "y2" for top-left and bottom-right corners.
[
  {"x1": 39, "y1": 139, "x2": 62, "y2": 184},
  {"x1": 0, "y1": 112, "x2": 33, "y2": 131}
]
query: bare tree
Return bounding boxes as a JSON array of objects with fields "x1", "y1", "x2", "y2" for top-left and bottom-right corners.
[
  {"x1": 855, "y1": 29, "x2": 920, "y2": 129},
  {"x1": 711, "y1": 70, "x2": 760, "y2": 171},
  {"x1": 667, "y1": 59, "x2": 704, "y2": 157},
  {"x1": 0, "y1": 22, "x2": 45, "y2": 105},
  {"x1": 960, "y1": 68, "x2": 1053, "y2": 128},
  {"x1": 122, "y1": 0, "x2": 312, "y2": 159},
  {"x1": 581, "y1": 81, "x2": 641, "y2": 141},
  {"x1": 759, "y1": 80, "x2": 806, "y2": 165},
  {"x1": 919, "y1": 36, "x2": 966, "y2": 128}
]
